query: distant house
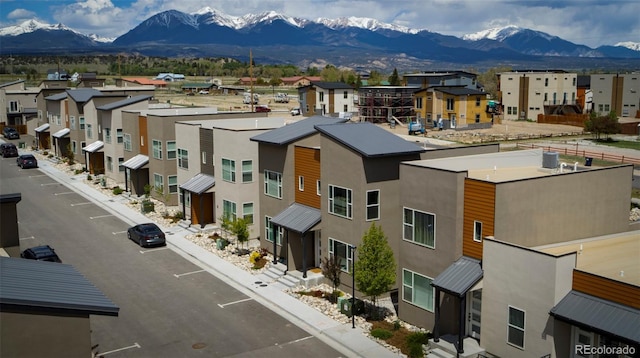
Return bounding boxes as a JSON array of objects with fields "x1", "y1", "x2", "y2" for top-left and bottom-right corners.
[
  {"x1": 180, "y1": 83, "x2": 216, "y2": 94},
  {"x1": 46, "y1": 69, "x2": 69, "y2": 81},
  {"x1": 280, "y1": 76, "x2": 322, "y2": 87},
  {"x1": 118, "y1": 77, "x2": 168, "y2": 88},
  {"x1": 237, "y1": 77, "x2": 261, "y2": 86},
  {"x1": 154, "y1": 73, "x2": 185, "y2": 82},
  {"x1": 297, "y1": 81, "x2": 356, "y2": 116}
]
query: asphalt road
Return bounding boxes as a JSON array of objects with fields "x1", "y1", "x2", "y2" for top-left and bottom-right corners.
[{"x1": 0, "y1": 151, "x2": 343, "y2": 357}]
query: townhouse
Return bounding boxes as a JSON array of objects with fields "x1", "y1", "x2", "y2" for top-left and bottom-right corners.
[
  {"x1": 403, "y1": 71, "x2": 480, "y2": 89},
  {"x1": 590, "y1": 73, "x2": 640, "y2": 118},
  {"x1": 297, "y1": 81, "x2": 356, "y2": 117},
  {"x1": 414, "y1": 86, "x2": 492, "y2": 130},
  {"x1": 0, "y1": 80, "x2": 39, "y2": 134}
]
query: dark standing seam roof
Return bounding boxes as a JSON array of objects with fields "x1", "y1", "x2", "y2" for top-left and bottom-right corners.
[
  {"x1": 431, "y1": 256, "x2": 483, "y2": 297},
  {"x1": 97, "y1": 95, "x2": 152, "y2": 111},
  {"x1": 550, "y1": 290, "x2": 640, "y2": 344},
  {"x1": 66, "y1": 88, "x2": 103, "y2": 103},
  {"x1": 45, "y1": 92, "x2": 68, "y2": 101},
  {"x1": 314, "y1": 122, "x2": 426, "y2": 157},
  {"x1": 180, "y1": 173, "x2": 215, "y2": 194},
  {"x1": 309, "y1": 81, "x2": 355, "y2": 90},
  {"x1": 250, "y1": 116, "x2": 349, "y2": 145},
  {"x1": 0, "y1": 256, "x2": 119, "y2": 316},
  {"x1": 430, "y1": 86, "x2": 486, "y2": 96},
  {"x1": 271, "y1": 203, "x2": 321, "y2": 234}
]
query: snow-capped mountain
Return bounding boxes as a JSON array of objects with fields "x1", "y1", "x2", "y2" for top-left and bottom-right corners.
[
  {"x1": 616, "y1": 41, "x2": 640, "y2": 51},
  {"x1": 0, "y1": 19, "x2": 75, "y2": 37},
  {"x1": 463, "y1": 25, "x2": 525, "y2": 42},
  {"x1": 315, "y1": 16, "x2": 421, "y2": 34}
]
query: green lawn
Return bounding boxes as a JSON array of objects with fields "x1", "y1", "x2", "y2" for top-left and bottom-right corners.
[{"x1": 585, "y1": 138, "x2": 640, "y2": 150}]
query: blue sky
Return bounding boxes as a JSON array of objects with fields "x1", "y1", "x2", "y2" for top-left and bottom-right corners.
[{"x1": 1, "y1": 0, "x2": 638, "y2": 47}]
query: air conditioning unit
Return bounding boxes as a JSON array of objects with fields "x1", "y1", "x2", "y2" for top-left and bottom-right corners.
[{"x1": 543, "y1": 151, "x2": 559, "y2": 169}]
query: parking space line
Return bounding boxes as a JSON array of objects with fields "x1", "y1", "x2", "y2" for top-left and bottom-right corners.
[
  {"x1": 41, "y1": 182, "x2": 61, "y2": 186},
  {"x1": 173, "y1": 269, "x2": 206, "y2": 278},
  {"x1": 29, "y1": 175, "x2": 47, "y2": 178},
  {"x1": 90, "y1": 214, "x2": 114, "y2": 219},
  {"x1": 112, "y1": 231, "x2": 127, "y2": 235},
  {"x1": 276, "y1": 335, "x2": 314, "y2": 347},
  {"x1": 54, "y1": 191, "x2": 75, "y2": 195},
  {"x1": 217, "y1": 298, "x2": 253, "y2": 308},
  {"x1": 71, "y1": 202, "x2": 92, "y2": 206},
  {"x1": 19, "y1": 236, "x2": 35, "y2": 241},
  {"x1": 99, "y1": 342, "x2": 141, "y2": 356},
  {"x1": 139, "y1": 247, "x2": 170, "y2": 254}
]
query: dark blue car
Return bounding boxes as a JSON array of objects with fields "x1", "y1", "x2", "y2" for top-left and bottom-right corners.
[{"x1": 16, "y1": 154, "x2": 38, "y2": 169}]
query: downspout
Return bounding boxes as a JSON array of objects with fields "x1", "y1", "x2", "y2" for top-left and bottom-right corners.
[{"x1": 124, "y1": 168, "x2": 129, "y2": 192}]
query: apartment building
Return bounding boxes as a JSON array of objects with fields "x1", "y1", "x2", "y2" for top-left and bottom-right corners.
[
  {"x1": 297, "y1": 81, "x2": 356, "y2": 117},
  {"x1": 590, "y1": 73, "x2": 640, "y2": 118},
  {"x1": 403, "y1": 71, "x2": 479, "y2": 90},
  {"x1": 414, "y1": 86, "x2": 491, "y2": 130}
]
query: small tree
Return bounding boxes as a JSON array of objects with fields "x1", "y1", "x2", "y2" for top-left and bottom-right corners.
[
  {"x1": 585, "y1": 111, "x2": 621, "y2": 141},
  {"x1": 321, "y1": 255, "x2": 342, "y2": 295},
  {"x1": 355, "y1": 223, "x2": 396, "y2": 311},
  {"x1": 65, "y1": 143, "x2": 75, "y2": 164},
  {"x1": 388, "y1": 68, "x2": 401, "y2": 86},
  {"x1": 232, "y1": 217, "x2": 250, "y2": 250}
]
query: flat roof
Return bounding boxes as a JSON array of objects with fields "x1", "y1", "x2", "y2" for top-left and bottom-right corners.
[
  {"x1": 129, "y1": 107, "x2": 219, "y2": 116},
  {"x1": 177, "y1": 117, "x2": 289, "y2": 131},
  {"x1": 536, "y1": 231, "x2": 640, "y2": 286}
]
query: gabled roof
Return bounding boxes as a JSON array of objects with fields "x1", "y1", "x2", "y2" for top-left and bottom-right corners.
[
  {"x1": 180, "y1": 173, "x2": 215, "y2": 194},
  {"x1": 314, "y1": 122, "x2": 425, "y2": 158},
  {"x1": 250, "y1": 116, "x2": 348, "y2": 146},
  {"x1": 271, "y1": 203, "x2": 321, "y2": 234},
  {"x1": 0, "y1": 79, "x2": 25, "y2": 89},
  {"x1": 96, "y1": 95, "x2": 152, "y2": 111},
  {"x1": 432, "y1": 257, "x2": 483, "y2": 297},
  {"x1": 66, "y1": 88, "x2": 103, "y2": 103},
  {"x1": 0, "y1": 256, "x2": 119, "y2": 316},
  {"x1": 122, "y1": 78, "x2": 167, "y2": 86}
]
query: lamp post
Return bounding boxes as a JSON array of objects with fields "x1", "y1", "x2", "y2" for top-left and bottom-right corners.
[{"x1": 351, "y1": 245, "x2": 357, "y2": 329}]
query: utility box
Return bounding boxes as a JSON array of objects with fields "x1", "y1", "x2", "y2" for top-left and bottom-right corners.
[{"x1": 340, "y1": 297, "x2": 364, "y2": 317}]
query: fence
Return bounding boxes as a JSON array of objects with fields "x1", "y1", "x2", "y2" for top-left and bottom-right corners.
[{"x1": 516, "y1": 143, "x2": 640, "y2": 165}]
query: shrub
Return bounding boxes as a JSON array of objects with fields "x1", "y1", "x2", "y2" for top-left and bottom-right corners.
[
  {"x1": 393, "y1": 320, "x2": 402, "y2": 331},
  {"x1": 48, "y1": 154, "x2": 54, "y2": 158},
  {"x1": 112, "y1": 186, "x2": 124, "y2": 195},
  {"x1": 371, "y1": 328, "x2": 393, "y2": 340},
  {"x1": 406, "y1": 331, "x2": 431, "y2": 358},
  {"x1": 87, "y1": 174, "x2": 93, "y2": 181},
  {"x1": 43, "y1": 151, "x2": 48, "y2": 155},
  {"x1": 74, "y1": 169, "x2": 84, "y2": 175}
]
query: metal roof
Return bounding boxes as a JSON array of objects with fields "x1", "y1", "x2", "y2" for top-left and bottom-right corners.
[
  {"x1": 0, "y1": 256, "x2": 119, "y2": 316},
  {"x1": 52, "y1": 128, "x2": 70, "y2": 138},
  {"x1": 550, "y1": 290, "x2": 640, "y2": 344},
  {"x1": 82, "y1": 141, "x2": 104, "y2": 153},
  {"x1": 431, "y1": 256, "x2": 483, "y2": 297},
  {"x1": 45, "y1": 92, "x2": 68, "y2": 101},
  {"x1": 180, "y1": 173, "x2": 215, "y2": 194},
  {"x1": 428, "y1": 86, "x2": 486, "y2": 96},
  {"x1": 271, "y1": 203, "x2": 321, "y2": 234},
  {"x1": 34, "y1": 123, "x2": 50, "y2": 132},
  {"x1": 66, "y1": 88, "x2": 103, "y2": 103},
  {"x1": 315, "y1": 122, "x2": 426, "y2": 158},
  {"x1": 250, "y1": 116, "x2": 349, "y2": 145},
  {"x1": 96, "y1": 95, "x2": 152, "y2": 111},
  {"x1": 122, "y1": 154, "x2": 149, "y2": 170},
  {"x1": 308, "y1": 81, "x2": 355, "y2": 90}
]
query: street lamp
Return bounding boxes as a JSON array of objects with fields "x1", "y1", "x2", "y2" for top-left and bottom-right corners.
[{"x1": 351, "y1": 245, "x2": 357, "y2": 329}]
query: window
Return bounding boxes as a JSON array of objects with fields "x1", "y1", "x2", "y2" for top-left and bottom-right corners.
[
  {"x1": 328, "y1": 185, "x2": 352, "y2": 219},
  {"x1": 366, "y1": 190, "x2": 380, "y2": 221},
  {"x1": 265, "y1": 216, "x2": 283, "y2": 245},
  {"x1": 475, "y1": 114, "x2": 480, "y2": 123},
  {"x1": 416, "y1": 97, "x2": 423, "y2": 109},
  {"x1": 403, "y1": 208, "x2": 435, "y2": 248},
  {"x1": 9, "y1": 101, "x2": 18, "y2": 112},
  {"x1": 343, "y1": 91, "x2": 348, "y2": 99},
  {"x1": 202, "y1": 152, "x2": 207, "y2": 164},
  {"x1": 545, "y1": 78, "x2": 549, "y2": 87},
  {"x1": 508, "y1": 306, "x2": 525, "y2": 349},
  {"x1": 446, "y1": 98, "x2": 454, "y2": 111},
  {"x1": 329, "y1": 238, "x2": 354, "y2": 273},
  {"x1": 223, "y1": 200, "x2": 237, "y2": 220},
  {"x1": 153, "y1": 173, "x2": 163, "y2": 192},
  {"x1": 104, "y1": 128, "x2": 111, "y2": 143},
  {"x1": 474, "y1": 221, "x2": 483, "y2": 242},
  {"x1": 178, "y1": 149, "x2": 189, "y2": 169},
  {"x1": 106, "y1": 156, "x2": 113, "y2": 172},
  {"x1": 79, "y1": 117, "x2": 85, "y2": 130},
  {"x1": 86, "y1": 124, "x2": 93, "y2": 138},
  {"x1": 242, "y1": 160, "x2": 253, "y2": 183},
  {"x1": 298, "y1": 176, "x2": 304, "y2": 191},
  {"x1": 319, "y1": 91, "x2": 324, "y2": 102},
  {"x1": 179, "y1": 190, "x2": 191, "y2": 207},
  {"x1": 168, "y1": 175, "x2": 178, "y2": 194},
  {"x1": 403, "y1": 269, "x2": 434, "y2": 312},
  {"x1": 70, "y1": 116, "x2": 76, "y2": 130},
  {"x1": 167, "y1": 141, "x2": 176, "y2": 160},
  {"x1": 81, "y1": 141, "x2": 85, "y2": 150},
  {"x1": 152, "y1": 140, "x2": 162, "y2": 159},
  {"x1": 116, "y1": 129, "x2": 123, "y2": 144},
  {"x1": 317, "y1": 180, "x2": 321, "y2": 196},
  {"x1": 343, "y1": 104, "x2": 348, "y2": 112},
  {"x1": 118, "y1": 157, "x2": 124, "y2": 172},
  {"x1": 222, "y1": 158, "x2": 236, "y2": 182},
  {"x1": 264, "y1": 170, "x2": 282, "y2": 198},
  {"x1": 243, "y1": 202, "x2": 254, "y2": 225},
  {"x1": 56, "y1": 115, "x2": 61, "y2": 125}
]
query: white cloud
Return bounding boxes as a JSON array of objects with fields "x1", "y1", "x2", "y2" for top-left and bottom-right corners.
[{"x1": 7, "y1": 8, "x2": 36, "y2": 20}]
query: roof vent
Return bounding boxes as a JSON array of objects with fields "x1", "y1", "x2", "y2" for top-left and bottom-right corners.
[{"x1": 543, "y1": 151, "x2": 559, "y2": 169}]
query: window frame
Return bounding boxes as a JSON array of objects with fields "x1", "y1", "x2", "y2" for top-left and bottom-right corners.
[
  {"x1": 328, "y1": 184, "x2": 353, "y2": 219},
  {"x1": 222, "y1": 158, "x2": 236, "y2": 183},
  {"x1": 242, "y1": 160, "x2": 253, "y2": 183},
  {"x1": 507, "y1": 306, "x2": 526, "y2": 349},
  {"x1": 167, "y1": 141, "x2": 176, "y2": 160},
  {"x1": 242, "y1": 202, "x2": 254, "y2": 225},
  {"x1": 403, "y1": 207, "x2": 436, "y2": 249},
  {"x1": 328, "y1": 238, "x2": 354, "y2": 273},
  {"x1": 178, "y1": 148, "x2": 189, "y2": 169},
  {"x1": 168, "y1": 175, "x2": 178, "y2": 194},
  {"x1": 153, "y1": 173, "x2": 163, "y2": 192},
  {"x1": 104, "y1": 128, "x2": 112, "y2": 143},
  {"x1": 473, "y1": 220, "x2": 483, "y2": 242},
  {"x1": 402, "y1": 269, "x2": 435, "y2": 312},
  {"x1": 264, "y1": 170, "x2": 283, "y2": 199},
  {"x1": 265, "y1": 216, "x2": 283, "y2": 245},
  {"x1": 366, "y1": 189, "x2": 380, "y2": 221},
  {"x1": 222, "y1": 199, "x2": 237, "y2": 221},
  {"x1": 152, "y1": 139, "x2": 163, "y2": 160}
]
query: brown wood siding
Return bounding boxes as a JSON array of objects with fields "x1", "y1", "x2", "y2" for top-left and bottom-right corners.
[
  {"x1": 138, "y1": 115, "x2": 148, "y2": 155},
  {"x1": 463, "y1": 179, "x2": 496, "y2": 259},
  {"x1": 572, "y1": 270, "x2": 640, "y2": 309},
  {"x1": 294, "y1": 146, "x2": 321, "y2": 209}
]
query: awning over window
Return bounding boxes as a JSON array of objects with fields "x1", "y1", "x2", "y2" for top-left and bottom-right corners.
[
  {"x1": 82, "y1": 141, "x2": 104, "y2": 153},
  {"x1": 550, "y1": 290, "x2": 640, "y2": 344},
  {"x1": 34, "y1": 123, "x2": 50, "y2": 132},
  {"x1": 52, "y1": 128, "x2": 70, "y2": 138},
  {"x1": 431, "y1": 256, "x2": 483, "y2": 297},
  {"x1": 121, "y1": 154, "x2": 149, "y2": 170},
  {"x1": 180, "y1": 173, "x2": 215, "y2": 194},
  {"x1": 271, "y1": 203, "x2": 321, "y2": 234}
]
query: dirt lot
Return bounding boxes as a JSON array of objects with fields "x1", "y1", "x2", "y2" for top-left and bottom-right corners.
[{"x1": 154, "y1": 90, "x2": 300, "y2": 115}]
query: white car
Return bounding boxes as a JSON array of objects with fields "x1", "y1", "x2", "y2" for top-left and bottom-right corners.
[
  {"x1": 198, "y1": 90, "x2": 209, "y2": 95},
  {"x1": 290, "y1": 108, "x2": 301, "y2": 116}
]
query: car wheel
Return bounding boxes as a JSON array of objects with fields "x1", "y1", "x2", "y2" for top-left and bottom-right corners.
[
  {"x1": 139, "y1": 239, "x2": 144, "y2": 247},
  {"x1": 127, "y1": 231, "x2": 131, "y2": 240}
]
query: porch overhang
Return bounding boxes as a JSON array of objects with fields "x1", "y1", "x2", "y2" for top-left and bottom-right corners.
[
  {"x1": 432, "y1": 256, "x2": 483, "y2": 297},
  {"x1": 34, "y1": 123, "x2": 50, "y2": 133},
  {"x1": 82, "y1": 141, "x2": 104, "y2": 153},
  {"x1": 271, "y1": 203, "x2": 321, "y2": 234},
  {"x1": 180, "y1": 173, "x2": 215, "y2": 194},
  {"x1": 121, "y1": 154, "x2": 149, "y2": 170},
  {"x1": 52, "y1": 128, "x2": 70, "y2": 138}
]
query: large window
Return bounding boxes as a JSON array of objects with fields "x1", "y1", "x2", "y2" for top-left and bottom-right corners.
[
  {"x1": 106, "y1": 156, "x2": 113, "y2": 172},
  {"x1": 329, "y1": 238, "x2": 354, "y2": 273},
  {"x1": 152, "y1": 140, "x2": 162, "y2": 159},
  {"x1": 178, "y1": 149, "x2": 189, "y2": 169},
  {"x1": 242, "y1": 160, "x2": 253, "y2": 183},
  {"x1": 402, "y1": 269, "x2": 434, "y2": 312},
  {"x1": 153, "y1": 173, "x2": 163, "y2": 192},
  {"x1": 167, "y1": 141, "x2": 176, "y2": 160},
  {"x1": 473, "y1": 221, "x2": 483, "y2": 242},
  {"x1": 86, "y1": 124, "x2": 93, "y2": 139},
  {"x1": 168, "y1": 175, "x2": 178, "y2": 194},
  {"x1": 328, "y1": 185, "x2": 352, "y2": 219},
  {"x1": 118, "y1": 157, "x2": 124, "y2": 172},
  {"x1": 104, "y1": 128, "x2": 112, "y2": 143},
  {"x1": 116, "y1": 129, "x2": 124, "y2": 144},
  {"x1": 508, "y1": 306, "x2": 525, "y2": 349},
  {"x1": 366, "y1": 190, "x2": 380, "y2": 221},
  {"x1": 70, "y1": 116, "x2": 76, "y2": 130},
  {"x1": 243, "y1": 202, "x2": 254, "y2": 225},
  {"x1": 446, "y1": 98, "x2": 455, "y2": 111},
  {"x1": 223, "y1": 200, "x2": 237, "y2": 221},
  {"x1": 265, "y1": 216, "x2": 283, "y2": 245},
  {"x1": 79, "y1": 117, "x2": 85, "y2": 130},
  {"x1": 264, "y1": 170, "x2": 282, "y2": 198},
  {"x1": 403, "y1": 208, "x2": 435, "y2": 248},
  {"x1": 222, "y1": 158, "x2": 236, "y2": 182}
]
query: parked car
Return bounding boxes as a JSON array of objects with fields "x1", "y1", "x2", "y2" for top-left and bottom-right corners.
[
  {"x1": 16, "y1": 154, "x2": 38, "y2": 169},
  {"x1": 198, "y1": 90, "x2": 209, "y2": 95},
  {"x1": 290, "y1": 108, "x2": 301, "y2": 116},
  {"x1": 0, "y1": 143, "x2": 18, "y2": 157},
  {"x1": 127, "y1": 223, "x2": 166, "y2": 247},
  {"x1": 255, "y1": 105, "x2": 271, "y2": 113},
  {"x1": 21, "y1": 245, "x2": 62, "y2": 263},
  {"x1": 2, "y1": 127, "x2": 20, "y2": 139}
]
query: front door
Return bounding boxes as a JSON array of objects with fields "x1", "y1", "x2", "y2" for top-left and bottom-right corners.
[{"x1": 467, "y1": 289, "x2": 482, "y2": 339}]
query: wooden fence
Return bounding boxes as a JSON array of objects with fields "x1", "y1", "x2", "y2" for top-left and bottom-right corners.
[{"x1": 516, "y1": 143, "x2": 640, "y2": 165}]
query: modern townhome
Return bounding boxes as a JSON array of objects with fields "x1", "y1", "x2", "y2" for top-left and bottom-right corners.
[
  {"x1": 174, "y1": 116, "x2": 288, "y2": 234},
  {"x1": 121, "y1": 108, "x2": 266, "y2": 204},
  {"x1": 297, "y1": 81, "x2": 357, "y2": 117},
  {"x1": 498, "y1": 70, "x2": 578, "y2": 121},
  {"x1": 250, "y1": 116, "x2": 350, "y2": 271},
  {"x1": 32, "y1": 80, "x2": 69, "y2": 149},
  {"x1": 403, "y1": 71, "x2": 480, "y2": 90},
  {"x1": 589, "y1": 73, "x2": 640, "y2": 118},
  {"x1": 396, "y1": 149, "x2": 634, "y2": 357},
  {"x1": 414, "y1": 86, "x2": 492, "y2": 130},
  {"x1": 0, "y1": 80, "x2": 39, "y2": 135},
  {"x1": 358, "y1": 86, "x2": 421, "y2": 123}
]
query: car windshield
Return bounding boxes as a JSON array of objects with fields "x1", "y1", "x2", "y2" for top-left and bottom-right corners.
[
  {"x1": 140, "y1": 224, "x2": 161, "y2": 234},
  {"x1": 22, "y1": 155, "x2": 35, "y2": 160}
]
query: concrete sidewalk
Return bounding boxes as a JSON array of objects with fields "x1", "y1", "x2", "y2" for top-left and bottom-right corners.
[{"x1": 35, "y1": 156, "x2": 400, "y2": 358}]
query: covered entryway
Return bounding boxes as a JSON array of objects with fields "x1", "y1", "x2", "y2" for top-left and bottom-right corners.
[
  {"x1": 51, "y1": 128, "x2": 70, "y2": 158},
  {"x1": 121, "y1": 154, "x2": 149, "y2": 197},
  {"x1": 34, "y1": 123, "x2": 50, "y2": 150},
  {"x1": 82, "y1": 141, "x2": 104, "y2": 175},
  {"x1": 179, "y1": 173, "x2": 215, "y2": 228}
]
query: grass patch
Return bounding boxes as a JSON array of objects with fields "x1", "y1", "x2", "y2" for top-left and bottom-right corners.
[
  {"x1": 558, "y1": 154, "x2": 619, "y2": 167},
  {"x1": 585, "y1": 139, "x2": 640, "y2": 150}
]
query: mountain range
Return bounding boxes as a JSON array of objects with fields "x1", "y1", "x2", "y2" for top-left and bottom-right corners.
[{"x1": 1, "y1": 7, "x2": 639, "y2": 71}]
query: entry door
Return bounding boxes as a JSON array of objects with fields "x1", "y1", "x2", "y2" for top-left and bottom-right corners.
[
  {"x1": 467, "y1": 289, "x2": 482, "y2": 339},
  {"x1": 572, "y1": 327, "x2": 594, "y2": 358}
]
